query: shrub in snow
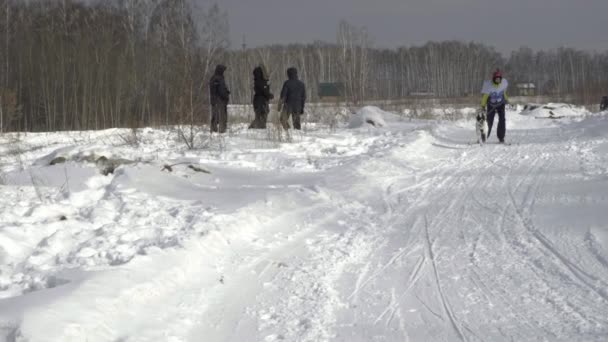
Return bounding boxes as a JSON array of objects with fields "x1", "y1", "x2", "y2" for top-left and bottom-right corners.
[
  {"x1": 45, "y1": 152, "x2": 134, "y2": 176},
  {"x1": 49, "y1": 156, "x2": 67, "y2": 165}
]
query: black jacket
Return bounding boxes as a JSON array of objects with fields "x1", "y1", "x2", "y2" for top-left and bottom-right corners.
[
  {"x1": 209, "y1": 65, "x2": 230, "y2": 105},
  {"x1": 280, "y1": 67, "x2": 306, "y2": 114},
  {"x1": 253, "y1": 66, "x2": 273, "y2": 112}
]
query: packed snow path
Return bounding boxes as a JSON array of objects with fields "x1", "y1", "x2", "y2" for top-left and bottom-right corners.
[{"x1": 1, "y1": 108, "x2": 607, "y2": 341}]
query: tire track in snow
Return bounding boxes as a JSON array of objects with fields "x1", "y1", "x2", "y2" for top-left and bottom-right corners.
[
  {"x1": 390, "y1": 135, "x2": 538, "y2": 338},
  {"x1": 220, "y1": 185, "x2": 388, "y2": 342},
  {"x1": 423, "y1": 215, "x2": 467, "y2": 342},
  {"x1": 330, "y1": 130, "x2": 482, "y2": 340},
  {"x1": 347, "y1": 243, "x2": 422, "y2": 302},
  {"x1": 585, "y1": 231, "x2": 608, "y2": 270},
  {"x1": 386, "y1": 119, "x2": 608, "y2": 340},
  {"x1": 497, "y1": 144, "x2": 608, "y2": 334},
  {"x1": 373, "y1": 137, "x2": 499, "y2": 339},
  {"x1": 372, "y1": 254, "x2": 426, "y2": 327},
  {"x1": 506, "y1": 150, "x2": 608, "y2": 304},
  {"x1": 508, "y1": 185, "x2": 608, "y2": 304},
  {"x1": 441, "y1": 138, "x2": 561, "y2": 339},
  {"x1": 345, "y1": 145, "x2": 468, "y2": 304},
  {"x1": 512, "y1": 148, "x2": 590, "y2": 319}
]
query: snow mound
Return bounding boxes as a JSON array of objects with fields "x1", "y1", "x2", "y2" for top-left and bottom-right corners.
[
  {"x1": 348, "y1": 106, "x2": 397, "y2": 128},
  {"x1": 521, "y1": 103, "x2": 589, "y2": 118}
]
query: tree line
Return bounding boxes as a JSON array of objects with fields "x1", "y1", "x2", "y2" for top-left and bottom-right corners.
[{"x1": 0, "y1": 0, "x2": 606, "y2": 133}]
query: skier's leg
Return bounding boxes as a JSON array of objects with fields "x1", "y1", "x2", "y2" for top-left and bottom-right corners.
[
  {"x1": 249, "y1": 113, "x2": 257, "y2": 129},
  {"x1": 219, "y1": 105, "x2": 228, "y2": 133},
  {"x1": 497, "y1": 105, "x2": 506, "y2": 142},
  {"x1": 280, "y1": 109, "x2": 291, "y2": 130},
  {"x1": 210, "y1": 105, "x2": 218, "y2": 132},
  {"x1": 249, "y1": 107, "x2": 261, "y2": 129},
  {"x1": 260, "y1": 111, "x2": 268, "y2": 129},
  {"x1": 486, "y1": 107, "x2": 496, "y2": 137},
  {"x1": 293, "y1": 113, "x2": 301, "y2": 130},
  {"x1": 260, "y1": 105, "x2": 269, "y2": 129}
]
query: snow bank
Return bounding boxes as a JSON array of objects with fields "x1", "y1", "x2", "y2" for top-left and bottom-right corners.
[
  {"x1": 0, "y1": 123, "x2": 397, "y2": 302},
  {"x1": 348, "y1": 106, "x2": 398, "y2": 128},
  {"x1": 520, "y1": 103, "x2": 590, "y2": 118}
]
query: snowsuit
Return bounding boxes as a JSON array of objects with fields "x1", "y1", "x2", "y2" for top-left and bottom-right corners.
[
  {"x1": 249, "y1": 65, "x2": 274, "y2": 129},
  {"x1": 481, "y1": 78, "x2": 509, "y2": 142},
  {"x1": 209, "y1": 65, "x2": 230, "y2": 133},
  {"x1": 601, "y1": 96, "x2": 608, "y2": 111},
  {"x1": 279, "y1": 67, "x2": 306, "y2": 130}
]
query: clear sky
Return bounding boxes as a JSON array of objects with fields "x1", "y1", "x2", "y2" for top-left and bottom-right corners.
[{"x1": 217, "y1": 0, "x2": 607, "y2": 54}]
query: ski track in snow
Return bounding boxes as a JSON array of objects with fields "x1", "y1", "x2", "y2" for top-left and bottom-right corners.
[{"x1": 1, "y1": 108, "x2": 608, "y2": 341}]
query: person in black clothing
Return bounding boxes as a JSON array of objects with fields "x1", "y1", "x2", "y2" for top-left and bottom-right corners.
[
  {"x1": 278, "y1": 67, "x2": 306, "y2": 130},
  {"x1": 209, "y1": 64, "x2": 230, "y2": 133},
  {"x1": 249, "y1": 64, "x2": 274, "y2": 129},
  {"x1": 601, "y1": 96, "x2": 608, "y2": 111}
]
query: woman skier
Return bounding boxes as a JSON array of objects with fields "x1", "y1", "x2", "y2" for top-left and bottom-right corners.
[{"x1": 481, "y1": 69, "x2": 509, "y2": 143}]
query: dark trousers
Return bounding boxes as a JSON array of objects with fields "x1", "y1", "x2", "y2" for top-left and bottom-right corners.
[
  {"x1": 211, "y1": 104, "x2": 228, "y2": 133},
  {"x1": 249, "y1": 105, "x2": 269, "y2": 129},
  {"x1": 487, "y1": 104, "x2": 506, "y2": 141}
]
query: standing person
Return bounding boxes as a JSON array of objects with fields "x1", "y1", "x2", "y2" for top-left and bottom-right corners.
[
  {"x1": 278, "y1": 67, "x2": 306, "y2": 130},
  {"x1": 209, "y1": 64, "x2": 230, "y2": 133},
  {"x1": 249, "y1": 64, "x2": 274, "y2": 129},
  {"x1": 601, "y1": 96, "x2": 608, "y2": 111},
  {"x1": 481, "y1": 69, "x2": 509, "y2": 143}
]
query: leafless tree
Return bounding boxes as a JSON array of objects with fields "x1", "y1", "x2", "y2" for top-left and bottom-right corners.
[
  {"x1": 337, "y1": 20, "x2": 372, "y2": 104},
  {"x1": 0, "y1": 1, "x2": 606, "y2": 135}
]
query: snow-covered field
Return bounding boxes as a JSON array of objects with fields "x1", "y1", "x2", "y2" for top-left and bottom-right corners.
[{"x1": 1, "y1": 105, "x2": 607, "y2": 341}]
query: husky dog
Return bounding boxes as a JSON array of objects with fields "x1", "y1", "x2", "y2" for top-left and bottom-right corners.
[{"x1": 476, "y1": 109, "x2": 488, "y2": 144}]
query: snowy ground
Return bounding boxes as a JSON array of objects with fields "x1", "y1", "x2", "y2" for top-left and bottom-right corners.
[{"x1": 0, "y1": 105, "x2": 607, "y2": 341}]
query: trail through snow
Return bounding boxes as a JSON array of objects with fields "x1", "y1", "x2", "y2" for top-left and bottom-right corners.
[{"x1": 1, "y1": 108, "x2": 607, "y2": 341}]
